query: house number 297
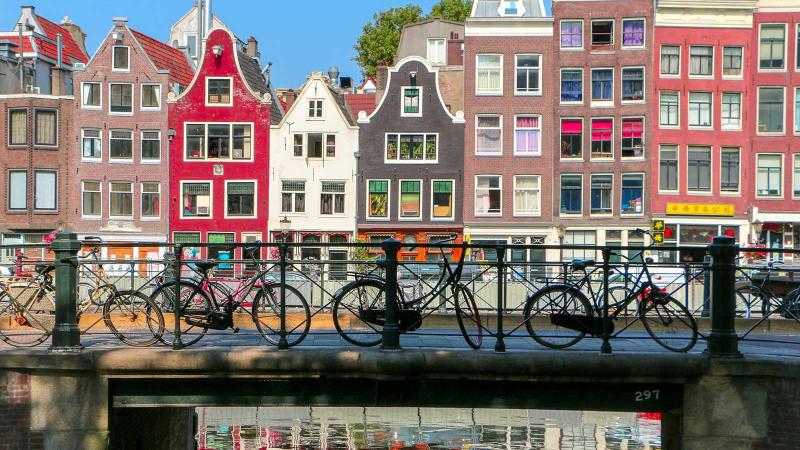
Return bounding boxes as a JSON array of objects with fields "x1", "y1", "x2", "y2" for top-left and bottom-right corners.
[{"x1": 634, "y1": 390, "x2": 660, "y2": 402}]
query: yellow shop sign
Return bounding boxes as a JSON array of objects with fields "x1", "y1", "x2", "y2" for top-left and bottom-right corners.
[{"x1": 666, "y1": 203, "x2": 735, "y2": 217}]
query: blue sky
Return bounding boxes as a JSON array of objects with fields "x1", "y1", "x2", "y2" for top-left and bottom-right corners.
[{"x1": 1, "y1": 1, "x2": 552, "y2": 88}]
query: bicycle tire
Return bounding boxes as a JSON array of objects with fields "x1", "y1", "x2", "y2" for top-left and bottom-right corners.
[
  {"x1": 0, "y1": 288, "x2": 53, "y2": 347},
  {"x1": 523, "y1": 285, "x2": 593, "y2": 349},
  {"x1": 734, "y1": 285, "x2": 759, "y2": 319},
  {"x1": 102, "y1": 290, "x2": 165, "y2": 347},
  {"x1": 150, "y1": 281, "x2": 212, "y2": 347},
  {"x1": 77, "y1": 282, "x2": 115, "y2": 310},
  {"x1": 332, "y1": 279, "x2": 386, "y2": 347},
  {"x1": 640, "y1": 293, "x2": 698, "y2": 352},
  {"x1": 251, "y1": 284, "x2": 311, "y2": 347},
  {"x1": 454, "y1": 284, "x2": 482, "y2": 349}
]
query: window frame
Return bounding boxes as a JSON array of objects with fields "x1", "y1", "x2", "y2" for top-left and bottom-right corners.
[
  {"x1": 560, "y1": 117, "x2": 584, "y2": 160},
  {"x1": 474, "y1": 175, "x2": 502, "y2": 217},
  {"x1": 320, "y1": 180, "x2": 346, "y2": 216},
  {"x1": 384, "y1": 132, "x2": 439, "y2": 163},
  {"x1": 108, "y1": 82, "x2": 134, "y2": 115},
  {"x1": 688, "y1": 45, "x2": 714, "y2": 78},
  {"x1": 621, "y1": 18, "x2": 646, "y2": 49},
  {"x1": 756, "y1": 153, "x2": 784, "y2": 198},
  {"x1": 430, "y1": 179, "x2": 455, "y2": 221},
  {"x1": 758, "y1": 23, "x2": 787, "y2": 72},
  {"x1": 721, "y1": 92, "x2": 742, "y2": 131},
  {"x1": 111, "y1": 45, "x2": 130, "y2": 72},
  {"x1": 206, "y1": 77, "x2": 233, "y2": 107},
  {"x1": 514, "y1": 53, "x2": 541, "y2": 96},
  {"x1": 140, "y1": 83, "x2": 162, "y2": 111},
  {"x1": 659, "y1": 45, "x2": 681, "y2": 77},
  {"x1": 560, "y1": 174, "x2": 583, "y2": 216},
  {"x1": 688, "y1": 91, "x2": 713, "y2": 129},
  {"x1": 80, "y1": 82, "x2": 101, "y2": 109},
  {"x1": 224, "y1": 180, "x2": 257, "y2": 219},
  {"x1": 308, "y1": 99, "x2": 324, "y2": 118},
  {"x1": 620, "y1": 173, "x2": 645, "y2": 216},
  {"x1": 182, "y1": 123, "x2": 255, "y2": 162},
  {"x1": 722, "y1": 46, "x2": 744, "y2": 79},
  {"x1": 108, "y1": 129, "x2": 134, "y2": 163},
  {"x1": 590, "y1": 117, "x2": 614, "y2": 160},
  {"x1": 33, "y1": 108, "x2": 58, "y2": 147},
  {"x1": 426, "y1": 38, "x2": 447, "y2": 65},
  {"x1": 658, "y1": 145, "x2": 679, "y2": 194},
  {"x1": 621, "y1": 116, "x2": 645, "y2": 159},
  {"x1": 687, "y1": 146, "x2": 713, "y2": 194},
  {"x1": 398, "y1": 179, "x2": 423, "y2": 221},
  {"x1": 757, "y1": 86, "x2": 786, "y2": 135},
  {"x1": 590, "y1": 67, "x2": 614, "y2": 106},
  {"x1": 621, "y1": 66, "x2": 645, "y2": 103},
  {"x1": 7, "y1": 108, "x2": 27, "y2": 147},
  {"x1": 720, "y1": 147, "x2": 741, "y2": 195},
  {"x1": 180, "y1": 180, "x2": 213, "y2": 219},
  {"x1": 475, "y1": 114, "x2": 503, "y2": 156},
  {"x1": 81, "y1": 128, "x2": 102, "y2": 162},
  {"x1": 589, "y1": 173, "x2": 614, "y2": 216},
  {"x1": 281, "y1": 180, "x2": 307, "y2": 215},
  {"x1": 793, "y1": 154, "x2": 800, "y2": 199},
  {"x1": 560, "y1": 68, "x2": 583, "y2": 104},
  {"x1": 7, "y1": 169, "x2": 27, "y2": 211},
  {"x1": 140, "y1": 181, "x2": 161, "y2": 220},
  {"x1": 513, "y1": 175, "x2": 541, "y2": 217},
  {"x1": 590, "y1": 19, "x2": 615, "y2": 49},
  {"x1": 560, "y1": 19, "x2": 584, "y2": 50},
  {"x1": 400, "y1": 86, "x2": 423, "y2": 117},
  {"x1": 33, "y1": 169, "x2": 57, "y2": 212},
  {"x1": 659, "y1": 91, "x2": 680, "y2": 128},
  {"x1": 795, "y1": 86, "x2": 800, "y2": 135},
  {"x1": 140, "y1": 130, "x2": 161, "y2": 163},
  {"x1": 81, "y1": 180, "x2": 102, "y2": 219},
  {"x1": 366, "y1": 179, "x2": 390, "y2": 220},
  {"x1": 475, "y1": 54, "x2": 503, "y2": 96},
  {"x1": 513, "y1": 114, "x2": 541, "y2": 157},
  {"x1": 108, "y1": 181, "x2": 133, "y2": 219}
]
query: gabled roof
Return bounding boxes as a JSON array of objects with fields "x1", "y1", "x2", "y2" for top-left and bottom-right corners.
[
  {"x1": 344, "y1": 93, "x2": 377, "y2": 121},
  {"x1": 130, "y1": 29, "x2": 193, "y2": 87},
  {"x1": 0, "y1": 13, "x2": 88, "y2": 66},
  {"x1": 276, "y1": 73, "x2": 356, "y2": 128}
]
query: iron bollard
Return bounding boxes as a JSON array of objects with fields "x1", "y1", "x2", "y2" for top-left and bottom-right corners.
[
  {"x1": 600, "y1": 248, "x2": 612, "y2": 354},
  {"x1": 171, "y1": 246, "x2": 184, "y2": 350},
  {"x1": 381, "y1": 238, "x2": 402, "y2": 350},
  {"x1": 701, "y1": 254, "x2": 712, "y2": 317},
  {"x1": 706, "y1": 236, "x2": 742, "y2": 357},
  {"x1": 51, "y1": 231, "x2": 82, "y2": 351},
  {"x1": 683, "y1": 263, "x2": 691, "y2": 308},
  {"x1": 495, "y1": 245, "x2": 507, "y2": 352},
  {"x1": 278, "y1": 243, "x2": 290, "y2": 350}
]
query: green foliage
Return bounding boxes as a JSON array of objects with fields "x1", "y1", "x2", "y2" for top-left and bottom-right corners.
[
  {"x1": 430, "y1": 0, "x2": 473, "y2": 22},
  {"x1": 353, "y1": 4, "x2": 425, "y2": 79}
]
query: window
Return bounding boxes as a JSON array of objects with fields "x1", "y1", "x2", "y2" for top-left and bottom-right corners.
[
  {"x1": 184, "y1": 124, "x2": 252, "y2": 160},
  {"x1": 475, "y1": 176, "x2": 501, "y2": 215},
  {"x1": 723, "y1": 47, "x2": 743, "y2": 77},
  {"x1": 207, "y1": 78, "x2": 231, "y2": 105},
  {"x1": 688, "y1": 146, "x2": 712, "y2": 192},
  {"x1": 560, "y1": 175, "x2": 582, "y2": 215},
  {"x1": 81, "y1": 82, "x2": 100, "y2": 108},
  {"x1": 561, "y1": 20, "x2": 583, "y2": 48},
  {"x1": 186, "y1": 34, "x2": 197, "y2": 57},
  {"x1": 794, "y1": 154, "x2": 800, "y2": 197},
  {"x1": 659, "y1": 145, "x2": 678, "y2": 192},
  {"x1": 182, "y1": 182, "x2": 211, "y2": 217},
  {"x1": 8, "y1": 109, "x2": 26, "y2": 146},
  {"x1": 721, "y1": 148, "x2": 740, "y2": 193},
  {"x1": 621, "y1": 67, "x2": 644, "y2": 101},
  {"x1": 758, "y1": 87, "x2": 785, "y2": 133},
  {"x1": 622, "y1": 19, "x2": 645, "y2": 47},
  {"x1": 226, "y1": 181, "x2": 255, "y2": 217},
  {"x1": 721, "y1": 93, "x2": 742, "y2": 130},
  {"x1": 591, "y1": 69, "x2": 613, "y2": 102},
  {"x1": 109, "y1": 83, "x2": 133, "y2": 113},
  {"x1": 109, "y1": 130, "x2": 133, "y2": 160},
  {"x1": 797, "y1": 24, "x2": 800, "y2": 70},
  {"x1": 659, "y1": 91, "x2": 679, "y2": 127},
  {"x1": 7, "y1": 170, "x2": 27, "y2": 210},
  {"x1": 757, "y1": 154, "x2": 783, "y2": 197},
  {"x1": 591, "y1": 20, "x2": 613, "y2": 47},
  {"x1": 33, "y1": 170, "x2": 56, "y2": 211},
  {"x1": 112, "y1": 46, "x2": 129, "y2": 71},
  {"x1": 293, "y1": 134, "x2": 303, "y2": 157},
  {"x1": 307, "y1": 133, "x2": 323, "y2": 158},
  {"x1": 563, "y1": 231, "x2": 596, "y2": 262},
  {"x1": 621, "y1": 174, "x2": 643, "y2": 215},
  {"x1": 308, "y1": 99, "x2": 323, "y2": 118},
  {"x1": 561, "y1": 119, "x2": 582, "y2": 158},
  {"x1": 427, "y1": 38, "x2": 446, "y2": 65},
  {"x1": 326, "y1": 135, "x2": 336, "y2": 157},
  {"x1": 140, "y1": 182, "x2": 160, "y2": 219},
  {"x1": 591, "y1": 118, "x2": 613, "y2": 158},
  {"x1": 431, "y1": 180, "x2": 453, "y2": 219},
  {"x1": 621, "y1": 118, "x2": 644, "y2": 158},
  {"x1": 186, "y1": 124, "x2": 205, "y2": 159},
  {"x1": 399, "y1": 180, "x2": 422, "y2": 218},
  {"x1": 321, "y1": 181, "x2": 345, "y2": 215},
  {"x1": 141, "y1": 131, "x2": 160, "y2": 161},
  {"x1": 385, "y1": 133, "x2": 437, "y2": 161},
  {"x1": 475, "y1": 115, "x2": 502, "y2": 154},
  {"x1": 796, "y1": 87, "x2": 800, "y2": 133},
  {"x1": 367, "y1": 180, "x2": 388, "y2": 218},
  {"x1": 590, "y1": 174, "x2": 613, "y2": 215},
  {"x1": 689, "y1": 46, "x2": 713, "y2": 76},
  {"x1": 34, "y1": 109, "x2": 56, "y2": 146},
  {"x1": 141, "y1": 84, "x2": 161, "y2": 110},
  {"x1": 514, "y1": 116, "x2": 540, "y2": 156},
  {"x1": 515, "y1": 54, "x2": 540, "y2": 94},
  {"x1": 514, "y1": 176, "x2": 540, "y2": 216},
  {"x1": 402, "y1": 87, "x2": 421, "y2": 116},
  {"x1": 233, "y1": 125, "x2": 252, "y2": 159},
  {"x1": 281, "y1": 181, "x2": 306, "y2": 214},
  {"x1": 476, "y1": 54, "x2": 502, "y2": 94},
  {"x1": 560, "y1": 69, "x2": 582, "y2": 103},
  {"x1": 82, "y1": 181, "x2": 101, "y2": 217},
  {"x1": 660, "y1": 46, "x2": 680, "y2": 75},
  {"x1": 82, "y1": 129, "x2": 101, "y2": 160},
  {"x1": 208, "y1": 124, "x2": 230, "y2": 158},
  {"x1": 688, "y1": 92, "x2": 712, "y2": 127},
  {"x1": 109, "y1": 182, "x2": 132, "y2": 218},
  {"x1": 760, "y1": 24, "x2": 786, "y2": 70}
]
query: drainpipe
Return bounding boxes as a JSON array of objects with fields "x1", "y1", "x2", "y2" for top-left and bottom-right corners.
[
  {"x1": 196, "y1": 0, "x2": 204, "y2": 53},
  {"x1": 18, "y1": 22, "x2": 24, "y2": 92},
  {"x1": 204, "y1": 0, "x2": 213, "y2": 36}
]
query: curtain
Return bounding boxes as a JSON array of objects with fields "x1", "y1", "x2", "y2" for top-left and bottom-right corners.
[
  {"x1": 35, "y1": 111, "x2": 56, "y2": 146},
  {"x1": 10, "y1": 111, "x2": 26, "y2": 145},
  {"x1": 623, "y1": 20, "x2": 643, "y2": 45}
]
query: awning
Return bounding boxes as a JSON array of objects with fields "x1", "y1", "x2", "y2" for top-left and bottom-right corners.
[{"x1": 754, "y1": 213, "x2": 800, "y2": 224}]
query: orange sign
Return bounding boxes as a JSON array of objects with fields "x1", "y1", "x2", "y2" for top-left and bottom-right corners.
[{"x1": 666, "y1": 203, "x2": 735, "y2": 217}]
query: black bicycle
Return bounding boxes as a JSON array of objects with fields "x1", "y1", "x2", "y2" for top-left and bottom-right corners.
[{"x1": 331, "y1": 235, "x2": 482, "y2": 348}]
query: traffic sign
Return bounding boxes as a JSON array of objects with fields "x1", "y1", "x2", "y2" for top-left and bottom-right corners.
[
  {"x1": 652, "y1": 220, "x2": 665, "y2": 232},
  {"x1": 653, "y1": 232, "x2": 664, "y2": 244}
]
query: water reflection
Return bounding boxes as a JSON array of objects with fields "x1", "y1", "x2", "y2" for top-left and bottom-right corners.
[{"x1": 196, "y1": 407, "x2": 661, "y2": 450}]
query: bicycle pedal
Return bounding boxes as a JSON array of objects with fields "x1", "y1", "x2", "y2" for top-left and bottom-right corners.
[{"x1": 232, "y1": 327, "x2": 240, "y2": 334}]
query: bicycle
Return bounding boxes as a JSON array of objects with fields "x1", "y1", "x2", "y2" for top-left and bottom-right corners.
[
  {"x1": 149, "y1": 242, "x2": 311, "y2": 347},
  {"x1": 523, "y1": 229, "x2": 698, "y2": 352},
  {"x1": 0, "y1": 261, "x2": 56, "y2": 347},
  {"x1": 330, "y1": 235, "x2": 482, "y2": 349},
  {"x1": 734, "y1": 260, "x2": 800, "y2": 337}
]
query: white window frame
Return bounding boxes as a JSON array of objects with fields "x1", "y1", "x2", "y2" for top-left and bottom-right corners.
[
  {"x1": 513, "y1": 115, "x2": 541, "y2": 156},
  {"x1": 475, "y1": 114, "x2": 503, "y2": 155},
  {"x1": 400, "y1": 86, "x2": 423, "y2": 117},
  {"x1": 224, "y1": 180, "x2": 257, "y2": 219},
  {"x1": 33, "y1": 170, "x2": 57, "y2": 212},
  {"x1": 559, "y1": 19, "x2": 584, "y2": 50},
  {"x1": 688, "y1": 91, "x2": 713, "y2": 129},
  {"x1": 475, "y1": 54, "x2": 503, "y2": 96},
  {"x1": 720, "y1": 147, "x2": 741, "y2": 195},
  {"x1": 320, "y1": 180, "x2": 347, "y2": 216},
  {"x1": 398, "y1": 179, "x2": 423, "y2": 221},
  {"x1": 590, "y1": 67, "x2": 614, "y2": 107},
  {"x1": 308, "y1": 99, "x2": 324, "y2": 119},
  {"x1": 514, "y1": 54, "x2": 541, "y2": 96},
  {"x1": 687, "y1": 146, "x2": 713, "y2": 195},
  {"x1": 108, "y1": 129, "x2": 134, "y2": 163},
  {"x1": 108, "y1": 82, "x2": 134, "y2": 115},
  {"x1": 620, "y1": 116, "x2": 645, "y2": 159},
  {"x1": 589, "y1": 173, "x2": 614, "y2": 217},
  {"x1": 281, "y1": 180, "x2": 307, "y2": 216},
  {"x1": 80, "y1": 82, "x2": 101, "y2": 109},
  {"x1": 757, "y1": 86, "x2": 786, "y2": 135},
  {"x1": 559, "y1": 174, "x2": 583, "y2": 217},
  {"x1": 182, "y1": 122, "x2": 255, "y2": 162},
  {"x1": 721, "y1": 92, "x2": 742, "y2": 131},
  {"x1": 590, "y1": 19, "x2": 615, "y2": 48},
  {"x1": 140, "y1": 181, "x2": 161, "y2": 220},
  {"x1": 366, "y1": 179, "x2": 390, "y2": 221},
  {"x1": 659, "y1": 44, "x2": 681, "y2": 78},
  {"x1": 140, "y1": 130, "x2": 161, "y2": 163},
  {"x1": 430, "y1": 179, "x2": 455, "y2": 221},
  {"x1": 795, "y1": 86, "x2": 800, "y2": 135},
  {"x1": 758, "y1": 23, "x2": 788, "y2": 72},
  {"x1": 180, "y1": 180, "x2": 213, "y2": 219},
  {"x1": 793, "y1": 154, "x2": 800, "y2": 199},
  {"x1": 512, "y1": 175, "x2": 541, "y2": 217},
  {"x1": 621, "y1": 18, "x2": 646, "y2": 49},
  {"x1": 559, "y1": 117, "x2": 584, "y2": 161},
  {"x1": 81, "y1": 128, "x2": 102, "y2": 162},
  {"x1": 621, "y1": 66, "x2": 645, "y2": 104},
  {"x1": 590, "y1": 116, "x2": 614, "y2": 160},
  {"x1": 688, "y1": 45, "x2": 714, "y2": 79},
  {"x1": 620, "y1": 173, "x2": 645, "y2": 217},
  {"x1": 384, "y1": 132, "x2": 439, "y2": 163},
  {"x1": 722, "y1": 46, "x2": 744, "y2": 79},
  {"x1": 755, "y1": 153, "x2": 784, "y2": 199},
  {"x1": 111, "y1": 45, "x2": 130, "y2": 72},
  {"x1": 560, "y1": 67, "x2": 583, "y2": 105},
  {"x1": 140, "y1": 83, "x2": 162, "y2": 111},
  {"x1": 108, "y1": 181, "x2": 133, "y2": 220},
  {"x1": 205, "y1": 77, "x2": 233, "y2": 107},
  {"x1": 426, "y1": 38, "x2": 446, "y2": 65},
  {"x1": 81, "y1": 180, "x2": 102, "y2": 219},
  {"x1": 659, "y1": 91, "x2": 680, "y2": 129},
  {"x1": 658, "y1": 145, "x2": 680, "y2": 194},
  {"x1": 474, "y1": 175, "x2": 502, "y2": 217}
]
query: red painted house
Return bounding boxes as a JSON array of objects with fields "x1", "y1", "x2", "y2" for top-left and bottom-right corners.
[{"x1": 168, "y1": 28, "x2": 280, "y2": 260}]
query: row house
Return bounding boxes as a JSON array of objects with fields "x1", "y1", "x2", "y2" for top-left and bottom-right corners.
[
  {"x1": 552, "y1": 0, "x2": 652, "y2": 261},
  {"x1": 463, "y1": 0, "x2": 557, "y2": 266},
  {"x1": 0, "y1": 7, "x2": 88, "y2": 263},
  {"x1": 168, "y1": 0, "x2": 227, "y2": 68},
  {"x1": 71, "y1": 18, "x2": 193, "y2": 261},
  {"x1": 269, "y1": 71, "x2": 359, "y2": 266},
  {"x1": 168, "y1": 27, "x2": 281, "y2": 262}
]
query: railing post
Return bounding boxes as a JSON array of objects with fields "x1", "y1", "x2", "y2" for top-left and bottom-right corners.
[
  {"x1": 381, "y1": 238, "x2": 402, "y2": 350},
  {"x1": 706, "y1": 236, "x2": 742, "y2": 357},
  {"x1": 171, "y1": 246, "x2": 184, "y2": 350},
  {"x1": 600, "y1": 248, "x2": 612, "y2": 355},
  {"x1": 278, "y1": 243, "x2": 290, "y2": 350},
  {"x1": 50, "y1": 231, "x2": 82, "y2": 352},
  {"x1": 495, "y1": 245, "x2": 506, "y2": 353},
  {"x1": 701, "y1": 254, "x2": 712, "y2": 318}
]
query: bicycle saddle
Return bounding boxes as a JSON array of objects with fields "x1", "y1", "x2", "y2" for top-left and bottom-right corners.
[
  {"x1": 375, "y1": 258, "x2": 387, "y2": 268},
  {"x1": 35, "y1": 262, "x2": 55, "y2": 274},
  {"x1": 571, "y1": 259, "x2": 596, "y2": 271},
  {"x1": 194, "y1": 261, "x2": 218, "y2": 273}
]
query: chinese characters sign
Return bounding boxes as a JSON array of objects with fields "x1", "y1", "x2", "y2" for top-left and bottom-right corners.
[{"x1": 665, "y1": 203, "x2": 735, "y2": 217}]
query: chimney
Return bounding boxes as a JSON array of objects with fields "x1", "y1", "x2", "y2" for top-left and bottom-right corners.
[
  {"x1": 284, "y1": 89, "x2": 296, "y2": 111},
  {"x1": 246, "y1": 36, "x2": 259, "y2": 58},
  {"x1": 375, "y1": 61, "x2": 389, "y2": 101},
  {"x1": 60, "y1": 17, "x2": 87, "y2": 56},
  {"x1": 204, "y1": 0, "x2": 213, "y2": 36}
]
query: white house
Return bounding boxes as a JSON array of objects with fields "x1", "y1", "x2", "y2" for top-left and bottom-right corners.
[{"x1": 269, "y1": 72, "x2": 359, "y2": 266}]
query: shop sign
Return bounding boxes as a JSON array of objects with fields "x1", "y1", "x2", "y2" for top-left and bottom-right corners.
[{"x1": 666, "y1": 203, "x2": 734, "y2": 217}]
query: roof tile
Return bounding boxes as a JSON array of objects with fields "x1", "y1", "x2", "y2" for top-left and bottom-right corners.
[{"x1": 131, "y1": 29, "x2": 194, "y2": 88}]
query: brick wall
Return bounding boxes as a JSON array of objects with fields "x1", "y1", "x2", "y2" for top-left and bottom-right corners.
[{"x1": 0, "y1": 372, "x2": 42, "y2": 450}]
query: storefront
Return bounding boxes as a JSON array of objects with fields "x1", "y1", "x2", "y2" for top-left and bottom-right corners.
[{"x1": 750, "y1": 208, "x2": 800, "y2": 263}]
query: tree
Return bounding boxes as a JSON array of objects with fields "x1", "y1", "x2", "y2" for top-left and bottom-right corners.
[
  {"x1": 430, "y1": 0, "x2": 473, "y2": 22},
  {"x1": 354, "y1": 5, "x2": 425, "y2": 78}
]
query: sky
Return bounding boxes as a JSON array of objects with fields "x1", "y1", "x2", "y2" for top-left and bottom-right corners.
[{"x1": 0, "y1": 0, "x2": 552, "y2": 88}]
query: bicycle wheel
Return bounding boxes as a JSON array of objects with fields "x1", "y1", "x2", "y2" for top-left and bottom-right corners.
[
  {"x1": 608, "y1": 286, "x2": 635, "y2": 316},
  {"x1": 734, "y1": 286, "x2": 759, "y2": 319},
  {"x1": 454, "y1": 284, "x2": 482, "y2": 349},
  {"x1": 0, "y1": 288, "x2": 53, "y2": 347},
  {"x1": 332, "y1": 279, "x2": 386, "y2": 347},
  {"x1": 640, "y1": 293, "x2": 697, "y2": 352},
  {"x1": 150, "y1": 281, "x2": 212, "y2": 347},
  {"x1": 103, "y1": 290, "x2": 164, "y2": 347},
  {"x1": 523, "y1": 285, "x2": 593, "y2": 349},
  {"x1": 251, "y1": 284, "x2": 311, "y2": 347}
]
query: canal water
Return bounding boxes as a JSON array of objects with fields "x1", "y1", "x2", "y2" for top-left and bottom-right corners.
[{"x1": 196, "y1": 407, "x2": 662, "y2": 450}]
